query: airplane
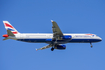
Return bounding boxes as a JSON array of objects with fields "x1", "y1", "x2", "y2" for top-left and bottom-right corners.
[{"x1": 2, "y1": 20, "x2": 102, "y2": 51}]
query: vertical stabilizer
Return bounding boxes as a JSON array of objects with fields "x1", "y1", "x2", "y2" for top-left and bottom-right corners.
[{"x1": 3, "y1": 21, "x2": 20, "y2": 34}]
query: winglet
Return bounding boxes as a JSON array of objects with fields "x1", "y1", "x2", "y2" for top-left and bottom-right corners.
[
  {"x1": 36, "y1": 48, "x2": 38, "y2": 51},
  {"x1": 51, "y1": 20, "x2": 54, "y2": 22}
]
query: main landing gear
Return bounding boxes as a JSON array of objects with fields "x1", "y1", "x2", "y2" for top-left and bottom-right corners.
[
  {"x1": 90, "y1": 43, "x2": 93, "y2": 48},
  {"x1": 51, "y1": 47, "x2": 54, "y2": 51}
]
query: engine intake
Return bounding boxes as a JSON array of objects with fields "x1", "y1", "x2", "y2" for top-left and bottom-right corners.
[{"x1": 54, "y1": 45, "x2": 66, "y2": 50}]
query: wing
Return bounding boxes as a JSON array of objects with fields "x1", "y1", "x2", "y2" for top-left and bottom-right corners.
[
  {"x1": 36, "y1": 20, "x2": 64, "y2": 51},
  {"x1": 51, "y1": 20, "x2": 63, "y2": 40},
  {"x1": 36, "y1": 44, "x2": 53, "y2": 51}
]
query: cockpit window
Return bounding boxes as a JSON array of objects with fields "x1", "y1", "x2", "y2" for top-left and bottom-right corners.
[{"x1": 96, "y1": 35, "x2": 98, "y2": 37}]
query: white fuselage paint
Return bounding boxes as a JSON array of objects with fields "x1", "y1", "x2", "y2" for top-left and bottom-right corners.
[{"x1": 9, "y1": 33, "x2": 102, "y2": 44}]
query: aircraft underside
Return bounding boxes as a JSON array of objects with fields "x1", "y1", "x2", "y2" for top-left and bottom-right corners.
[
  {"x1": 17, "y1": 38, "x2": 101, "y2": 44},
  {"x1": 2, "y1": 20, "x2": 102, "y2": 51}
]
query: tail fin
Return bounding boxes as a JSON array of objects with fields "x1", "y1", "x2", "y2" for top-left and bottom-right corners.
[{"x1": 3, "y1": 21, "x2": 20, "y2": 34}]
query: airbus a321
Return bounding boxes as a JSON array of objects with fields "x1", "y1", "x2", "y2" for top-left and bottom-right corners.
[{"x1": 2, "y1": 20, "x2": 102, "y2": 51}]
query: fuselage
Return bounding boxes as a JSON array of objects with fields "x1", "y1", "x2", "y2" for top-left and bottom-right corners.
[
  {"x1": 8, "y1": 33, "x2": 102, "y2": 44},
  {"x1": 3, "y1": 20, "x2": 103, "y2": 51},
  {"x1": 2, "y1": 21, "x2": 102, "y2": 51}
]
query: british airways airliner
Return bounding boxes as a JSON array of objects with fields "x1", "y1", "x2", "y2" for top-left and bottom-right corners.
[{"x1": 2, "y1": 20, "x2": 102, "y2": 51}]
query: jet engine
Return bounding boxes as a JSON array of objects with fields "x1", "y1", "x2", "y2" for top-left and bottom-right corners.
[
  {"x1": 54, "y1": 45, "x2": 66, "y2": 50},
  {"x1": 62, "y1": 35, "x2": 72, "y2": 40}
]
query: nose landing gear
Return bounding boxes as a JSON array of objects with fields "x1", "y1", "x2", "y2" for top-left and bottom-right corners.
[{"x1": 90, "y1": 43, "x2": 93, "y2": 48}]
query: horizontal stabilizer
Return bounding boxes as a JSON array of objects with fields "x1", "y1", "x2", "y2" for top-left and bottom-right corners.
[
  {"x1": 7, "y1": 30, "x2": 15, "y2": 36},
  {"x1": 3, "y1": 38, "x2": 9, "y2": 41}
]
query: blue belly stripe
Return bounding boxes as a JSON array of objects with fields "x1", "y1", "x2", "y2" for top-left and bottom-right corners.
[{"x1": 17, "y1": 39, "x2": 101, "y2": 43}]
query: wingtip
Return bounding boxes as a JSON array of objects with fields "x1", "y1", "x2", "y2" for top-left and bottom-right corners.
[
  {"x1": 51, "y1": 20, "x2": 54, "y2": 22},
  {"x1": 36, "y1": 48, "x2": 38, "y2": 51}
]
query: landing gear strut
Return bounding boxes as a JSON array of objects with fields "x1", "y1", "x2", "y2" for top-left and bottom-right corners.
[
  {"x1": 51, "y1": 47, "x2": 54, "y2": 51},
  {"x1": 90, "y1": 43, "x2": 93, "y2": 48}
]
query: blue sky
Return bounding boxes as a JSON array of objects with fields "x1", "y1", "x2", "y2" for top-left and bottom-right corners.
[{"x1": 0, "y1": 0, "x2": 105, "y2": 70}]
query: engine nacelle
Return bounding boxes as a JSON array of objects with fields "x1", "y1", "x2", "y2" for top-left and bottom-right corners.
[
  {"x1": 54, "y1": 45, "x2": 66, "y2": 50},
  {"x1": 62, "y1": 35, "x2": 72, "y2": 40}
]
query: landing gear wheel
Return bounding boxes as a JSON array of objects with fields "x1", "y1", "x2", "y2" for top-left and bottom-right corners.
[
  {"x1": 90, "y1": 43, "x2": 93, "y2": 48},
  {"x1": 51, "y1": 47, "x2": 54, "y2": 51},
  {"x1": 91, "y1": 45, "x2": 93, "y2": 48}
]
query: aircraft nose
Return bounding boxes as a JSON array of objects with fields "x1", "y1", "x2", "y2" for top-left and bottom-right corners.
[{"x1": 99, "y1": 37, "x2": 102, "y2": 41}]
